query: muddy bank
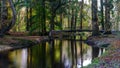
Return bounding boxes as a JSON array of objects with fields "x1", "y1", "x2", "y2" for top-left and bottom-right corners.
[{"x1": 0, "y1": 36, "x2": 48, "y2": 52}]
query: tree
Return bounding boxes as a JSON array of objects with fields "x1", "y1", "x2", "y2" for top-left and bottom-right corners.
[
  {"x1": 104, "y1": 0, "x2": 111, "y2": 34},
  {"x1": 100, "y1": 0, "x2": 104, "y2": 30},
  {"x1": 91, "y1": 0, "x2": 99, "y2": 36},
  {"x1": 0, "y1": 0, "x2": 16, "y2": 37},
  {"x1": 41, "y1": 0, "x2": 46, "y2": 35}
]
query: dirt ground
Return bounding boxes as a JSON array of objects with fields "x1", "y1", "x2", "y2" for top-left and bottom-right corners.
[
  {"x1": 85, "y1": 34, "x2": 120, "y2": 68},
  {"x1": 0, "y1": 35, "x2": 47, "y2": 52}
]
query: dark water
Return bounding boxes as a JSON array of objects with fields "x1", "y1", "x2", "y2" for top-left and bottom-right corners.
[{"x1": 0, "y1": 39, "x2": 105, "y2": 68}]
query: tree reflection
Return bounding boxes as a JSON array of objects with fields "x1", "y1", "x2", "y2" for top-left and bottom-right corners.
[
  {"x1": 0, "y1": 52, "x2": 10, "y2": 68},
  {"x1": 92, "y1": 47, "x2": 99, "y2": 60},
  {"x1": 0, "y1": 38, "x2": 105, "y2": 68}
]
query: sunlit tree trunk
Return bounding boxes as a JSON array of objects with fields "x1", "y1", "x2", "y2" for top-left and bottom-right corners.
[{"x1": 92, "y1": 0, "x2": 99, "y2": 36}]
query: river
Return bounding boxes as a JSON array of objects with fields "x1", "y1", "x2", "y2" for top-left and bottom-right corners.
[{"x1": 0, "y1": 39, "x2": 105, "y2": 68}]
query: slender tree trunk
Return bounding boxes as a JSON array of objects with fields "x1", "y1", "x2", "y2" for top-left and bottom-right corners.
[
  {"x1": 60, "y1": 13, "x2": 63, "y2": 30},
  {"x1": 80, "y1": 0, "x2": 84, "y2": 30},
  {"x1": 104, "y1": 0, "x2": 111, "y2": 34},
  {"x1": 92, "y1": 0, "x2": 99, "y2": 36},
  {"x1": 49, "y1": 6, "x2": 55, "y2": 38},
  {"x1": 0, "y1": 1, "x2": 1, "y2": 26},
  {"x1": 29, "y1": 0, "x2": 32, "y2": 29},
  {"x1": 50, "y1": 11, "x2": 55, "y2": 31},
  {"x1": 42, "y1": 0, "x2": 46, "y2": 35},
  {"x1": 117, "y1": 12, "x2": 119, "y2": 31},
  {"x1": 100, "y1": 0, "x2": 104, "y2": 30},
  {"x1": 68, "y1": 6, "x2": 71, "y2": 29},
  {"x1": 71, "y1": 9, "x2": 74, "y2": 30},
  {"x1": 26, "y1": 0, "x2": 29, "y2": 31}
]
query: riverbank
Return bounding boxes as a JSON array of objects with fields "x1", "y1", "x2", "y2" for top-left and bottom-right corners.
[
  {"x1": 84, "y1": 34, "x2": 120, "y2": 68},
  {"x1": 85, "y1": 34, "x2": 118, "y2": 48},
  {"x1": 0, "y1": 36, "x2": 48, "y2": 52}
]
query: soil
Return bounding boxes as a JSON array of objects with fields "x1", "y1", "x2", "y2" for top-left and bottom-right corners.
[{"x1": 0, "y1": 35, "x2": 48, "y2": 52}]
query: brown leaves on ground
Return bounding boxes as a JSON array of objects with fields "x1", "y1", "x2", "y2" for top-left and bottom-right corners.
[
  {"x1": 0, "y1": 36, "x2": 46, "y2": 45},
  {"x1": 6, "y1": 32, "x2": 28, "y2": 36},
  {"x1": 14, "y1": 36, "x2": 46, "y2": 43},
  {"x1": 0, "y1": 37, "x2": 18, "y2": 45},
  {"x1": 86, "y1": 35, "x2": 120, "y2": 68},
  {"x1": 0, "y1": 35, "x2": 47, "y2": 52},
  {"x1": 93, "y1": 39, "x2": 120, "y2": 68}
]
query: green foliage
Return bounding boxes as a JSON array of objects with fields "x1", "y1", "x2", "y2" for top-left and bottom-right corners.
[
  {"x1": 8, "y1": 0, "x2": 92, "y2": 34},
  {"x1": 8, "y1": 0, "x2": 116, "y2": 35}
]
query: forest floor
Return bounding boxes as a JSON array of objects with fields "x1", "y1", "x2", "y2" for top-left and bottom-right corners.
[
  {"x1": 85, "y1": 34, "x2": 120, "y2": 68},
  {"x1": 0, "y1": 33, "x2": 48, "y2": 52}
]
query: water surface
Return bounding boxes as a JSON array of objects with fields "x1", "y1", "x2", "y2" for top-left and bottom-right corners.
[{"x1": 0, "y1": 39, "x2": 105, "y2": 68}]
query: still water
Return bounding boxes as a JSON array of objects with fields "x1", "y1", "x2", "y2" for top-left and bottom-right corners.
[{"x1": 0, "y1": 39, "x2": 105, "y2": 68}]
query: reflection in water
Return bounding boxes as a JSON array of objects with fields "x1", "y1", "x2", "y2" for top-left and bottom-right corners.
[
  {"x1": 8, "y1": 49, "x2": 28, "y2": 68},
  {"x1": 0, "y1": 39, "x2": 105, "y2": 68},
  {"x1": 0, "y1": 52, "x2": 10, "y2": 68},
  {"x1": 21, "y1": 49, "x2": 27, "y2": 68}
]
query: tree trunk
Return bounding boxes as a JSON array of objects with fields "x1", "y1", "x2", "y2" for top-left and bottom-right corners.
[
  {"x1": 100, "y1": 0, "x2": 104, "y2": 30},
  {"x1": 71, "y1": 9, "x2": 74, "y2": 30},
  {"x1": 92, "y1": 0, "x2": 99, "y2": 36},
  {"x1": 26, "y1": 0, "x2": 29, "y2": 31},
  {"x1": 0, "y1": 0, "x2": 8, "y2": 36},
  {"x1": 41, "y1": 0, "x2": 46, "y2": 35},
  {"x1": 80, "y1": 0, "x2": 83, "y2": 29},
  {"x1": 0, "y1": 0, "x2": 16, "y2": 37},
  {"x1": 50, "y1": 11, "x2": 55, "y2": 31},
  {"x1": 104, "y1": 0, "x2": 111, "y2": 34}
]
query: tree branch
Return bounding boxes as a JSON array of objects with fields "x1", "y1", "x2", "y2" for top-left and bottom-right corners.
[{"x1": 54, "y1": 1, "x2": 73, "y2": 12}]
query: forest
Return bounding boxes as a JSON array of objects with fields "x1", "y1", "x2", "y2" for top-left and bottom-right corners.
[
  {"x1": 1, "y1": 0, "x2": 119, "y2": 36},
  {"x1": 0, "y1": 0, "x2": 120, "y2": 68}
]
